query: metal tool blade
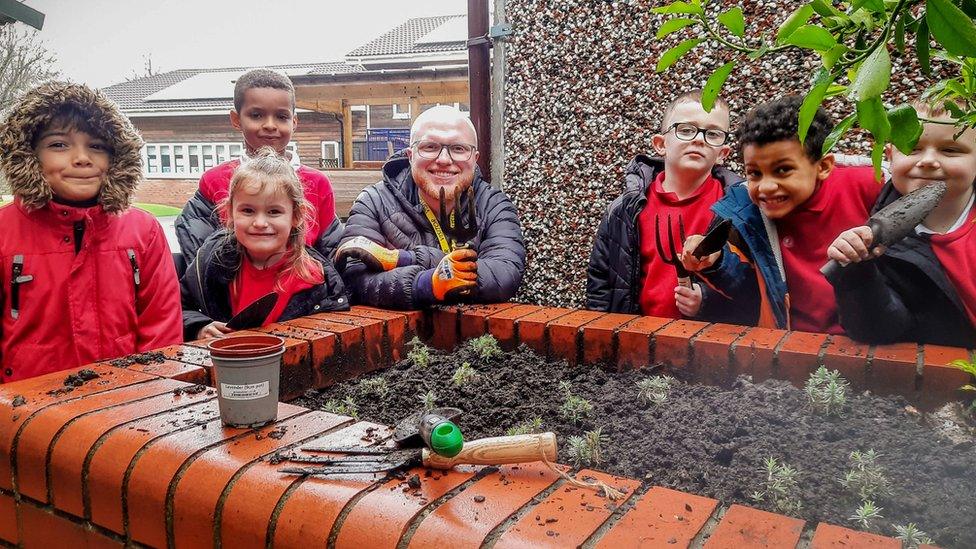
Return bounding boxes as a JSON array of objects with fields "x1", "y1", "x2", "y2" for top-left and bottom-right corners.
[
  {"x1": 869, "y1": 181, "x2": 947, "y2": 247},
  {"x1": 392, "y1": 407, "x2": 462, "y2": 446},
  {"x1": 226, "y1": 292, "x2": 279, "y2": 330},
  {"x1": 692, "y1": 218, "x2": 732, "y2": 259}
]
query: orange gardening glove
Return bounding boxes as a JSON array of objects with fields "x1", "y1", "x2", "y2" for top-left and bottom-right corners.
[
  {"x1": 432, "y1": 248, "x2": 478, "y2": 300},
  {"x1": 335, "y1": 236, "x2": 406, "y2": 271}
]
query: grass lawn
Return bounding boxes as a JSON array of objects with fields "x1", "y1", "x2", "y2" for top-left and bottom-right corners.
[{"x1": 0, "y1": 198, "x2": 180, "y2": 218}]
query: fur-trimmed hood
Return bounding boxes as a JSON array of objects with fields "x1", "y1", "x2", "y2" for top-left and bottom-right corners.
[{"x1": 0, "y1": 82, "x2": 144, "y2": 213}]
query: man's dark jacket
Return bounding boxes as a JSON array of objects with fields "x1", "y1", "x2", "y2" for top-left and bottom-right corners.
[
  {"x1": 180, "y1": 230, "x2": 349, "y2": 340},
  {"x1": 585, "y1": 155, "x2": 746, "y2": 322},
  {"x1": 827, "y1": 180, "x2": 976, "y2": 347},
  {"x1": 339, "y1": 151, "x2": 525, "y2": 310}
]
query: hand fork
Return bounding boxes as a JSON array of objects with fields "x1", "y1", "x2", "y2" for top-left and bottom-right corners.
[
  {"x1": 438, "y1": 187, "x2": 478, "y2": 250},
  {"x1": 654, "y1": 214, "x2": 693, "y2": 289}
]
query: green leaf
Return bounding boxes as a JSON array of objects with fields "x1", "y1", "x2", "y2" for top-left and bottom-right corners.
[
  {"x1": 944, "y1": 100, "x2": 967, "y2": 118},
  {"x1": 822, "y1": 44, "x2": 849, "y2": 68},
  {"x1": 811, "y1": 0, "x2": 840, "y2": 17},
  {"x1": 894, "y1": 13, "x2": 906, "y2": 54},
  {"x1": 656, "y1": 38, "x2": 704, "y2": 73},
  {"x1": 962, "y1": 0, "x2": 976, "y2": 18},
  {"x1": 849, "y1": 46, "x2": 891, "y2": 101},
  {"x1": 652, "y1": 1, "x2": 704, "y2": 15},
  {"x1": 782, "y1": 25, "x2": 838, "y2": 51},
  {"x1": 822, "y1": 113, "x2": 857, "y2": 155},
  {"x1": 856, "y1": 96, "x2": 891, "y2": 145},
  {"x1": 799, "y1": 70, "x2": 832, "y2": 143},
  {"x1": 917, "y1": 16, "x2": 931, "y2": 75},
  {"x1": 748, "y1": 42, "x2": 770, "y2": 60},
  {"x1": 777, "y1": 4, "x2": 815, "y2": 43},
  {"x1": 887, "y1": 104, "x2": 923, "y2": 154},
  {"x1": 927, "y1": 0, "x2": 976, "y2": 57},
  {"x1": 851, "y1": 0, "x2": 885, "y2": 13},
  {"x1": 702, "y1": 61, "x2": 736, "y2": 112},
  {"x1": 718, "y1": 8, "x2": 746, "y2": 37},
  {"x1": 656, "y1": 17, "x2": 698, "y2": 39},
  {"x1": 871, "y1": 141, "x2": 885, "y2": 180}
]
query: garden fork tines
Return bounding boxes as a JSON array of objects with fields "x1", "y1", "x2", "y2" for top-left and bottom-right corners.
[
  {"x1": 654, "y1": 214, "x2": 693, "y2": 289},
  {"x1": 438, "y1": 187, "x2": 478, "y2": 249}
]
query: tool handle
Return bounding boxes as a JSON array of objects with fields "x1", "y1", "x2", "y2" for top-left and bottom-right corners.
[
  {"x1": 676, "y1": 276, "x2": 693, "y2": 290},
  {"x1": 820, "y1": 259, "x2": 841, "y2": 279},
  {"x1": 422, "y1": 432, "x2": 557, "y2": 469}
]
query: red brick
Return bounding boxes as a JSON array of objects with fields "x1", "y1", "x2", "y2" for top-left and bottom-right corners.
[
  {"x1": 776, "y1": 332, "x2": 829, "y2": 387},
  {"x1": 337, "y1": 308, "x2": 411, "y2": 362},
  {"x1": 822, "y1": 335, "x2": 870, "y2": 388},
  {"x1": 692, "y1": 324, "x2": 749, "y2": 384},
  {"x1": 170, "y1": 411, "x2": 351, "y2": 548},
  {"x1": 731, "y1": 328, "x2": 787, "y2": 381},
  {"x1": 86, "y1": 399, "x2": 221, "y2": 534},
  {"x1": 309, "y1": 313, "x2": 386, "y2": 373},
  {"x1": 156, "y1": 345, "x2": 214, "y2": 369},
  {"x1": 547, "y1": 310, "x2": 605, "y2": 365},
  {"x1": 0, "y1": 491, "x2": 16, "y2": 543},
  {"x1": 351, "y1": 306, "x2": 424, "y2": 341},
  {"x1": 497, "y1": 469, "x2": 638, "y2": 549},
  {"x1": 704, "y1": 504, "x2": 804, "y2": 548},
  {"x1": 616, "y1": 316, "x2": 672, "y2": 370},
  {"x1": 920, "y1": 344, "x2": 974, "y2": 409},
  {"x1": 14, "y1": 378, "x2": 183, "y2": 505},
  {"x1": 125, "y1": 403, "x2": 307, "y2": 548},
  {"x1": 286, "y1": 317, "x2": 367, "y2": 385},
  {"x1": 597, "y1": 486, "x2": 718, "y2": 548},
  {"x1": 333, "y1": 466, "x2": 477, "y2": 547},
  {"x1": 430, "y1": 305, "x2": 461, "y2": 350},
  {"x1": 19, "y1": 500, "x2": 122, "y2": 548},
  {"x1": 104, "y1": 358, "x2": 209, "y2": 384},
  {"x1": 270, "y1": 470, "x2": 384, "y2": 547},
  {"x1": 221, "y1": 421, "x2": 390, "y2": 547},
  {"x1": 408, "y1": 463, "x2": 559, "y2": 548},
  {"x1": 0, "y1": 366, "x2": 156, "y2": 492},
  {"x1": 459, "y1": 303, "x2": 520, "y2": 341},
  {"x1": 582, "y1": 314, "x2": 641, "y2": 366},
  {"x1": 870, "y1": 342, "x2": 920, "y2": 398},
  {"x1": 515, "y1": 308, "x2": 575, "y2": 355},
  {"x1": 654, "y1": 320, "x2": 710, "y2": 369},
  {"x1": 810, "y1": 522, "x2": 900, "y2": 548},
  {"x1": 486, "y1": 304, "x2": 544, "y2": 350},
  {"x1": 260, "y1": 322, "x2": 338, "y2": 393}
]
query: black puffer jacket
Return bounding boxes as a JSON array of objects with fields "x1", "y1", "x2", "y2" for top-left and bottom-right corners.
[
  {"x1": 828, "y1": 181, "x2": 976, "y2": 347},
  {"x1": 180, "y1": 230, "x2": 349, "y2": 340},
  {"x1": 586, "y1": 155, "x2": 746, "y2": 322},
  {"x1": 339, "y1": 152, "x2": 525, "y2": 309}
]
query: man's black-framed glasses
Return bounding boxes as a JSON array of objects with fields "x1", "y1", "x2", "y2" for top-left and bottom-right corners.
[
  {"x1": 412, "y1": 140, "x2": 477, "y2": 161},
  {"x1": 665, "y1": 123, "x2": 730, "y2": 147}
]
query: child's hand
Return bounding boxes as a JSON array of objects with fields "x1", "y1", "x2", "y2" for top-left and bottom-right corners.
[
  {"x1": 675, "y1": 283, "x2": 703, "y2": 317},
  {"x1": 827, "y1": 226, "x2": 885, "y2": 266},
  {"x1": 680, "y1": 235, "x2": 721, "y2": 272},
  {"x1": 197, "y1": 321, "x2": 232, "y2": 340}
]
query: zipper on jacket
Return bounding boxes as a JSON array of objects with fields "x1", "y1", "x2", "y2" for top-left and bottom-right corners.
[
  {"x1": 629, "y1": 202, "x2": 645, "y2": 313},
  {"x1": 10, "y1": 255, "x2": 34, "y2": 320},
  {"x1": 127, "y1": 249, "x2": 141, "y2": 297}
]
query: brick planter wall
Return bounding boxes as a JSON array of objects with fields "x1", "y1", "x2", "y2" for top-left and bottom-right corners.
[{"x1": 0, "y1": 304, "x2": 967, "y2": 547}]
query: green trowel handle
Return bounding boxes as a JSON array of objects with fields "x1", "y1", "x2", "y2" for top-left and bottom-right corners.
[
  {"x1": 419, "y1": 413, "x2": 464, "y2": 457},
  {"x1": 422, "y1": 432, "x2": 557, "y2": 469}
]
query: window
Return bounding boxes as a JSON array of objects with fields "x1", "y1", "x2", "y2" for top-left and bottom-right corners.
[
  {"x1": 321, "y1": 141, "x2": 340, "y2": 168},
  {"x1": 141, "y1": 141, "x2": 294, "y2": 178},
  {"x1": 392, "y1": 103, "x2": 411, "y2": 120}
]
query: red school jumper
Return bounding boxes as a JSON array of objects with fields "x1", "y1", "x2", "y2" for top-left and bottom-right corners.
[
  {"x1": 776, "y1": 165, "x2": 881, "y2": 334},
  {"x1": 636, "y1": 172, "x2": 724, "y2": 318},
  {"x1": 930, "y1": 202, "x2": 976, "y2": 328}
]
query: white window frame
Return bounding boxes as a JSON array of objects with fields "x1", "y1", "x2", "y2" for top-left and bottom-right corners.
[
  {"x1": 321, "y1": 141, "x2": 341, "y2": 168},
  {"x1": 392, "y1": 103, "x2": 411, "y2": 120},
  {"x1": 141, "y1": 141, "x2": 296, "y2": 178}
]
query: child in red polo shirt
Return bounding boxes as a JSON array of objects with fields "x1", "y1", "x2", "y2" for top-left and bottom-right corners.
[
  {"x1": 180, "y1": 148, "x2": 348, "y2": 340},
  {"x1": 681, "y1": 96, "x2": 881, "y2": 333},
  {"x1": 826, "y1": 101, "x2": 976, "y2": 347}
]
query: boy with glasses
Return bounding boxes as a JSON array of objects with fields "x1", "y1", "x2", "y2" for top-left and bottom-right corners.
[
  {"x1": 587, "y1": 90, "x2": 744, "y2": 321},
  {"x1": 334, "y1": 105, "x2": 525, "y2": 309}
]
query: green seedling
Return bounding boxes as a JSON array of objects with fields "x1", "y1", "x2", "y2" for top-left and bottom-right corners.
[
  {"x1": 841, "y1": 449, "x2": 892, "y2": 501},
  {"x1": 452, "y1": 361, "x2": 479, "y2": 386},
  {"x1": 559, "y1": 381, "x2": 593, "y2": 423},
  {"x1": 358, "y1": 377, "x2": 390, "y2": 399},
  {"x1": 505, "y1": 417, "x2": 543, "y2": 436},
  {"x1": 419, "y1": 390, "x2": 437, "y2": 411},
  {"x1": 950, "y1": 358, "x2": 976, "y2": 415},
  {"x1": 636, "y1": 376, "x2": 673, "y2": 406},
  {"x1": 849, "y1": 500, "x2": 883, "y2": 530},
  {"x1": 323, "y1": 396, "x2": 358, "y2": 419},
  {"x1": 749, "y1": 456, "x2": 802, "y2": 515},
  {"x1": 407, "y1": 336, "x2": 431, "y2": 368},
  {"x1": 469, "y1": 334, "x2": 502, "y2": 363},
  {"x1": 566, "y1": 427, "x2": 608, "y2": 467},
  {"x1": 894, "y1": 523, "x2": 933, "y2": 548},
  {"x1": 805, "y1": 366, "x2": 850, "y2": 416}
]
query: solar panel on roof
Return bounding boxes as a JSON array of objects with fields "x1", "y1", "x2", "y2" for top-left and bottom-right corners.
[
  {"x1": 144, "y1": 71, "x2": 243, "y2": 102},
  {"x1": 414, "y1": 17, "x2": 466, "y2": 45}
]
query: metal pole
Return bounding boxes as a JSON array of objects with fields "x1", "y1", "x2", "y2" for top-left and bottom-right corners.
[
  {"x1": 468, "y1": 0, "x2": 491, "y2": 180},
  {"x1": 490, "y1": 0, "x2": 506, "y2": 189}
]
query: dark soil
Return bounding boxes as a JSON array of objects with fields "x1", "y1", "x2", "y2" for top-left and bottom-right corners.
[
  {"x1": 46, "y1": 368, "x2": 101, "y2": 396},
  {"x1": 295, "y1": 340, "x2": 976, "y2": 548}
]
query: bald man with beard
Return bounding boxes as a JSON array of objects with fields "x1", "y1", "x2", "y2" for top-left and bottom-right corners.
[{"x1": 334, "y1": 106, "x2": 525, "y2": 309}]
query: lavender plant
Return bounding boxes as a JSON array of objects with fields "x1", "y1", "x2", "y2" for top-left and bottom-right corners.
[
  {"x1": 805, "y1": 366, "x2": 850, "y2": 416},
  {"x1": 323, "y1": 396, "x2": 358, "y2": 419},
  {"x1": 841, "y1": 449, "x2": 892, "y2": 501},
  {"x1": 559, "y1": 381, "x2": 593, "y2": 423},
  {"x1": 850, "y1": 500, "x2": 884, "y2": 530},
  {"x1": 566, "y1": 427, "x2": 609, "y2": 467},
  {"x1": 505, "y1": 417, "x2": 543, "y2": 436},
  {"x1": 452, "y1": 361, "x2": 479, "y2": 386},
  {"x1": 636, "y1": 376, "x2": 673, "y2": 406},
  {"x1": 749, "y1": 456, "x2": 803, "y2": 515},
  {"x1": 469, "y1": 334, "x2": 502, "y2": 363},
  {"x1": 894, "y1": 523, "x2": 934, "y2": 548},
  {"x1": 407, "y1": 336, "x2": 431, "y2": 368}
]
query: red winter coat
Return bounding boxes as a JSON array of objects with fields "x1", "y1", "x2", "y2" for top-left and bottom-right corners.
[{"x1": 0, "y1": 200, "x2": 183, "y2": 381}]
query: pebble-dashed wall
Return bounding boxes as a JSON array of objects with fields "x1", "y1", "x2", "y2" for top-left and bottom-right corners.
[{"x1": 502, "y1": 0, "x2": 941, "y2": 307}]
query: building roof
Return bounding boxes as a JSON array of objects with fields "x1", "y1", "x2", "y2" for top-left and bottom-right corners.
[
  {"x1": 102, "y1": 62, "x2": 363, "y2": 115},
  {"x1": 346, "y1": 14, "x2": 466, "y2": 58}
]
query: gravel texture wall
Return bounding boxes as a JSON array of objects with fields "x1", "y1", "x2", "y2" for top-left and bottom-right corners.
[{"x1": 502, "y1": 0, "x2": 940, "y2": 307}]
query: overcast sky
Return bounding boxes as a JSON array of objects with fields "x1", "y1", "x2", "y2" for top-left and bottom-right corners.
[{"x1": 28, "y1": 0, "x2": 467, "y2": 88}]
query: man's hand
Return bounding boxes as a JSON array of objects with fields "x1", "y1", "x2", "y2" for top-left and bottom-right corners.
[
  {"x1": 827, "y1": 226, "x2": 884, "y2": 266},
  {"x1": 432, "y1": 248, "x2": 478, "y2": 300},
  {"x1": 675, "y1": 283, "x2": 703, "y2": 317},
  {"x1": 335, "y1": 236, "x2": 403, "y2": 271},
  {"x1": 680, "y1": 234, "x2": 721, "y2": 272},
  {"x1": 197, "y1": 321, "x2": 232, "y2": 340}
]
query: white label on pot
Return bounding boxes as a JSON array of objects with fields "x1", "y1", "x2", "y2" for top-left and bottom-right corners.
[{"x1": 220, "y1": 381, "x2": 270, "y2": 400}]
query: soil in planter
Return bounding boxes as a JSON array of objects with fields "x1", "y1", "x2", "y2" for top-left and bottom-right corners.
[{"x1": 295, "y1": 340, "x2": 976, "y2": 548}]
